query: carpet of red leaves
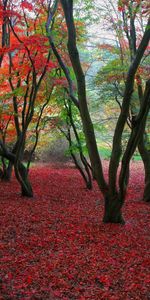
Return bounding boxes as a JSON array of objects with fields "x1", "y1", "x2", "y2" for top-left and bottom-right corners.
[{"x1": 0, "y1": 162, "x2": 150, "y2": 299}]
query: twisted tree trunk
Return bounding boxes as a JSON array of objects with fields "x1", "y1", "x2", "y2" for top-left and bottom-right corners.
[{"x1": 0, "y1": 141, "x2": 33, "y2": 197}]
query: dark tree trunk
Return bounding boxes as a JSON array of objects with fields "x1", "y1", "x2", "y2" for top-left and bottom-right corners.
[
  {"x1": 137, "y1": 81, "x2": 150, "y2": 202},
  {"x1": 103, "y1": 195, "x2": 125, "y2": 224},
  {"x1": 65, "y1": 98, "x2": 93, "y2": 189},
  {"x1": 60, "y1": 0, "x2": 108, "y2": 195},
  {"x1": 1, "y1": 161, "x2": 13, "y2": 181},
  {"x1": 14, "y1": 162, "x2": 33, "y2": 197},
  {"x1": 143, "y1": 178, "x2": 150, "y2": 202},
  {"x1": 0, "y1": 141, "x2": 33, "y2": 197},
  {"x1": 70, "y1": 150, "x2": 92, "y2": 189},
  {"x1": 123, "y1": 11, "x2": 150, "y2": 203},
  {"x1": 138, "y1": 136, "x2": 150, "y2": 202}
]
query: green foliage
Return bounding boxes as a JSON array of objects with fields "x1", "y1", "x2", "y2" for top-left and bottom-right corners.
[
  {"x1": 74, "y1": 0, "x2": 99, "y2": 25},
  {"x1": 95, "y1": 58, "x2": 128, "y2": 85},
  {"x1": 98, "y1": 146, "x2": 111, "y2": 159}
]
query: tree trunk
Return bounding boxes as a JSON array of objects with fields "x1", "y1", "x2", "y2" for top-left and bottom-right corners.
[
  {"x1": 60, "y1": 0, "x2": 108, "y2": 195},
  {"x1": 11, "y1": 133, "x2": 33, "y2": 197},
  {"x1": 14, "y1": 162, "x2": 33, "y2": 197},
  {"x1": 0, "y1": 141, "x2": 33, "y2": 197},
  {"x1": 103, "y1": 195, "x2": 125, "y2": 224},
  {"x1": 1, "y1": 161, "x2": 13, "y2": 181},
  {"x1": 138, "y1": 135, "x2": 150, "y2": 202},
  {"x1": 143, "y1": 179, "x2": 150, "y2": 202}
]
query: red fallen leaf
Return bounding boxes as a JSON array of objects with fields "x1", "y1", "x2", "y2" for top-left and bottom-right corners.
[
  {"x1": 53, "y1": 290, "x2": 62, "y2": 297},
  {"x1": 26, "y1": 275, "x2": 33, "y2": 284},
  {"x1": 95, "y1": 274, "x2": 111, "y2": 286},
  {"x1": 31, "y1": 216, "x2": 40, "y2": 222},
  {"x1": 0, "y1": 242, "x2": 5, "y2": 250},
  {"x1": 5, "y1": 272, "x2": 13, "y2": 280},
  {"x1": 127, "y1": 283, "x2": 141, "y2": 290}
]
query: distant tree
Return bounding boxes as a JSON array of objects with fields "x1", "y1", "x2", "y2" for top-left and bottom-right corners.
[{"x1": 56, "y1": 90, "x2": 93, "y2": 189}]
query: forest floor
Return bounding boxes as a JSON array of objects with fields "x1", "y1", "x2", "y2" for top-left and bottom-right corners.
[{"x1": 0, "y1": 161, "x2": 150, "y2": 299}]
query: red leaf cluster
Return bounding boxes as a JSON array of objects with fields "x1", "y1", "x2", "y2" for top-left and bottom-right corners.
[{"x1": 0, "y1": 162, "x2": 149, "y2": 299}]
